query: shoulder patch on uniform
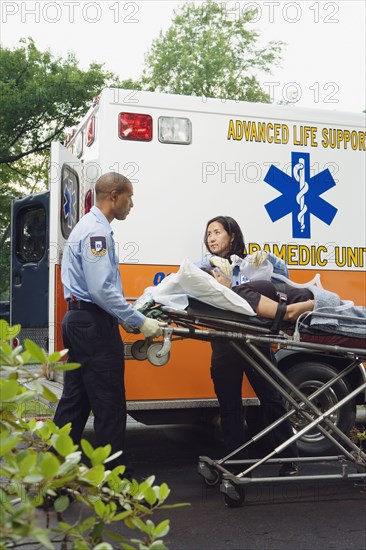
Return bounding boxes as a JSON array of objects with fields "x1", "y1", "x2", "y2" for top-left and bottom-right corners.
[{"x1": 90, "y1": 235, "x2": 107, "y2": 257}]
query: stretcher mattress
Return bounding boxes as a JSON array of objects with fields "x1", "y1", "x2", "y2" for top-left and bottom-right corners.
[{"x1": 165, "y1": 298, "x2": 366, "y2": 350}]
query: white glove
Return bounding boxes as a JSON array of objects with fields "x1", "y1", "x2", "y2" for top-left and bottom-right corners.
[
  {"x1": 140, "y1": 318, "x2": 166, "y2": 338},
  {"x1": 209, "y1": 256, "x2": 232, "y2": 277},
  {"x1": 251, "y1": 250, "x2": 268, "y2": 268}
]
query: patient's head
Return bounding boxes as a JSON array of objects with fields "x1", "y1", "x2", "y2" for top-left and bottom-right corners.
[{"x1": 201, "y1": 267, "x2": 232, "y2": 289}]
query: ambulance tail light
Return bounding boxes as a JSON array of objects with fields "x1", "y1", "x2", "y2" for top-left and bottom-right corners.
[
  {"x1": 86, "y1": 116, "x2": 95, "y2": 146},
  {"x1": 158, "y1": 116, "x2": 192, "y2": 144},
  {"x1": 84, "y1": 189, "x2": 94, "y2": 213},
  {"x1": 118, "y1": 112, "x2": 152, "y2": 141}
]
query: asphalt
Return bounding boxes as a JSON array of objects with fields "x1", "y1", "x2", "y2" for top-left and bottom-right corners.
[{"x1": 31, "y1": 420, "x2": 366, "y2": 550}]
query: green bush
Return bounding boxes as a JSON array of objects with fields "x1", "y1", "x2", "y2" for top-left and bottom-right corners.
[{"x1": 0, "y1": 320, "x2": 186, "y2": 549}]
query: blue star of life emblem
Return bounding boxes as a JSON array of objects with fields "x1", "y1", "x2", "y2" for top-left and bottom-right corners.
[
  {"x1": 264, "y1": 152, "x2": 338, "y2": 238},
  {"x1": 63, "y1": 177, "x2": 77, "y2": 230}
]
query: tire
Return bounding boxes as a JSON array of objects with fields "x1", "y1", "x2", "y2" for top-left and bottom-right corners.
[{"x1": 283, "y1": 361, "x2": 356, "y2": 456}]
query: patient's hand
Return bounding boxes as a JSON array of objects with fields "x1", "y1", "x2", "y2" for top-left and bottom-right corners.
[
  {"x1": 210, "y1": 256, "x2": 232, "y2": 277},
  {"x1": 211, "y1": 269, "x2": 232, "y2": 288},
  {"x1": 251, "y1": 250, "x2": 268, "y2": 267}
]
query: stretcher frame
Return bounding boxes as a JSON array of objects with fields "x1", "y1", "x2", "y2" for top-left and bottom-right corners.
[{"x1": 134, "y1": 301, "x2": 366, "y2": 507}]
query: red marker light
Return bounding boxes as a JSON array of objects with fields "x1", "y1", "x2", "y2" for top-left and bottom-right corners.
[
  {"x1": 84, "y1": 189, "x2": 94, "y2": 213},
  {"x1": 86, "y1": 115, "x2": 95, "y2": 146},
  {"x1": 118, "y1": 112, "x2": 152, "y2": 141}
]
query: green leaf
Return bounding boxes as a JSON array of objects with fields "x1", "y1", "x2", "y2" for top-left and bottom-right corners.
[
  {"x1": 36, "y1": 423, "x2": 52, "y2": 441},
  {"x1": 40, "y1": 452, "x2": 61, "y2": 477},
  {"x1": 54, "y1": 494, "x2": 70, "y2": 512},
  {"x1": 94, "y1": 499, "x2": 106, "y2": 517},
  {"x1": 104, "y1": 450, "x2": 123, "y2": 464},
  {"x1": 53, "y1": 362, "x2": 80, "y2": 371},
  {"x1": 51, "y1": 433, "x2": 77, "y2": 457},
  {"x1": 41, "y1": 384, "x2": 59, "y2": 403},
  {"x1": 143, "y1": 486, "x2": 157, "y2": 506},
  {"x1": 18, "y1": 451, "x2": 37, "y2": 475},
  {"x1": 131, "y1": 516, "x2": 150, "y2": 535},
  {"x1": 0, "y1": 378, "x2": 21, "y2": 400},
  {"x1": 2, "y1": 341, "x2": 12, "y2": 356},
  {"x1": 158, "y1": 483, "x2": 170, "y2": 502},
  {"x1": 23, "y1": 474, "x2": 44, "y2": 483},
  {"x1": 48, "y1": 349, "x2": 68, "y2": 363},
  {"x1": 0, "y1": 320, "x2": 21, "y2": 343},
  {"x1": 91, "y1": 445, "x2": 111, "y2": 466},
  {"x1": 153, "y1": 519, "x2": 170, "y2": 538},
  {"x1": 0, "y1": 435, "x2": 21, "y2": 455},
  {"x1": 27, "y1": 417, "x2": 36, "y2": 430},
  {"x1": 81, "y1": 438, "x2": 94, "y2": 459},
  {"x1": 112, "y1": 509, "x2": 133, "y2": 522},
  {"x1": 80, "y1": 464, "x2": 105, "y2": 486},
  {"x1": 24, "y1": 339, "x2": 47, "y2": 363}
]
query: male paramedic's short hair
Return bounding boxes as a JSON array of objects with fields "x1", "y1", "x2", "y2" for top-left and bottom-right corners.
[{"x1": 95, "y1": 172, "x2": 131, "y2": 197}]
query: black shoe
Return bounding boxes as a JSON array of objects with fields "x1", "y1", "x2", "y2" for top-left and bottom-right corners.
[{"x1": 279, "y1": 462, "x2": 299, "y2": 477}]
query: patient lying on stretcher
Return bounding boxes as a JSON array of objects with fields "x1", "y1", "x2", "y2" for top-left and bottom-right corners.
[
  {"x1": 208, "y1": 269, "x2": 315, "y2": 322},
  {"x1": 205, "y1": 266, "x2": 366, "y2": 338},
  {"x1": 138, "y1": 258, "x2": 365, "y2": 338}
]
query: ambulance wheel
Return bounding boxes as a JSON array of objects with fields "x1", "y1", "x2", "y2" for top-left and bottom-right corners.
[
  {"x1": 147, "y1": 343, "x2": 170, "y2": 366},
  {"x1": 283, "y1": 361, "x2": 356, "y2": 456},
  {"x1": 223, "y1": 486, "x2": 245, "y2": 508},
  {"x1": 131, "y1": 340, "x2": 148, "y2": 361}
]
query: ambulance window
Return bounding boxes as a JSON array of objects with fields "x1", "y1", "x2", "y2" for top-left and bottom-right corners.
[
  {"x1": 61, "y1": 165, "x2": 79, "y2": 239},
  {"x1": 17, "y1": 206, "x2": 47, "y2": 263}
]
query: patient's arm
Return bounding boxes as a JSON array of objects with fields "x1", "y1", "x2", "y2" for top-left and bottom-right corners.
[
  {"x1": 257, "y1": 296, "x2": 315, "y2": 321},
  {"x1": 212, "y1": 269, "x2": 314, "y2": 321}
]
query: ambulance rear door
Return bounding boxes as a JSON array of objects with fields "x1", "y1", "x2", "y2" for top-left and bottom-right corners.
[{"x1": 48, "y1": 142, "x2": 82, "y2": 354}]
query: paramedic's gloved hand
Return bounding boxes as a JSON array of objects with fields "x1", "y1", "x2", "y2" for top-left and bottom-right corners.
[
  {"x1": 140, "y1": 318, "x2": 166, "y2": 338},
  {"x1": 252, "y1": 250, "x2": 268, "y2": 268},
  {"x1": 210, "y1": 256, "x2": 232, "y2": 277}
]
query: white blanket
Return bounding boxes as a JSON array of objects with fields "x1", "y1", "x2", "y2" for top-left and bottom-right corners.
[{"x1": 136, "y1": 259, "x2": 256, "y2": 316}]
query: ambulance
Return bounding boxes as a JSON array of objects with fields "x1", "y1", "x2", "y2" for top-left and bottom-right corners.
[{"x1": 10, "y1": 88, "x2": 366, "y2": 455}]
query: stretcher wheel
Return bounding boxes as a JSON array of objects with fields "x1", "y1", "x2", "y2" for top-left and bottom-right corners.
[
  {"x1": 204, "y1": 469, "x2": 221, "y2": 487},
  {"x1": 198, "y1": 460, "x2": 221, "y2": 486},
  {"x1": 147, "y1": 343, "x2": 170, "y2": 366},
  {"x1": 131, "y1": 340, "x2": 149, "y2": 361},
  {"x1": 223, "y1": 484, "x2": 245, "y2": 508}
]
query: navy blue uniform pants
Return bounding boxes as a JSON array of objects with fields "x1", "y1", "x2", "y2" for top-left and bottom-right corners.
[
  {"x1": 53, "y1": 306, "x2": 127, "y2": 469},
  {"x1": 211, "y1": 341, "x2": 298, "y2": 458}
]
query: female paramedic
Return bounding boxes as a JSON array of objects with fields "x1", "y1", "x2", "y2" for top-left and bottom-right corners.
[{"x1": 196, "y1": 215, "x2": 299, "y2": 476}]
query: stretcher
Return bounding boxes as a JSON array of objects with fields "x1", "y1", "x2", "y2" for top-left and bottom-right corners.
[{"x1": 131, "y1": 297, "x2": 366, "y2": 507}]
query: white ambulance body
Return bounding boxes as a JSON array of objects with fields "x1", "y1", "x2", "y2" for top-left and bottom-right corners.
[{"x1": 12, "y1": 88, "x2": 366, "y2": 454}]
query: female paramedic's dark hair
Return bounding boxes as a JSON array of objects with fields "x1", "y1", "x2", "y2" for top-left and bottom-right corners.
[{"x1": 204, "y1": 216, "x2": 246, "y2": 259}]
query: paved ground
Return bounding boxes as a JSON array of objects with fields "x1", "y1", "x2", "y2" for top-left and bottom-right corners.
[{"x1": 31, "y1": 420, "x2": 366, "y2": 549}]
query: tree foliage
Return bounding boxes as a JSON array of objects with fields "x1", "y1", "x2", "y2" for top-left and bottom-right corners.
[
  {"x1": 0, "y1": 38, "x2": 114, "y2": 299},
  {"x1": 0, "y1": 320, "x2": 186, "y2": 549},
  {"x1": 0, "y1": 38, "x2": 112, "y2": 171},
  {"x1": 141, "y1": 1, "x2": 284, "y2": 101}
]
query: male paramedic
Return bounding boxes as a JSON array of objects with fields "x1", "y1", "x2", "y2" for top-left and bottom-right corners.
[{"x1": 53, "y1": 172, "x2": 165, "y2": 474}]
